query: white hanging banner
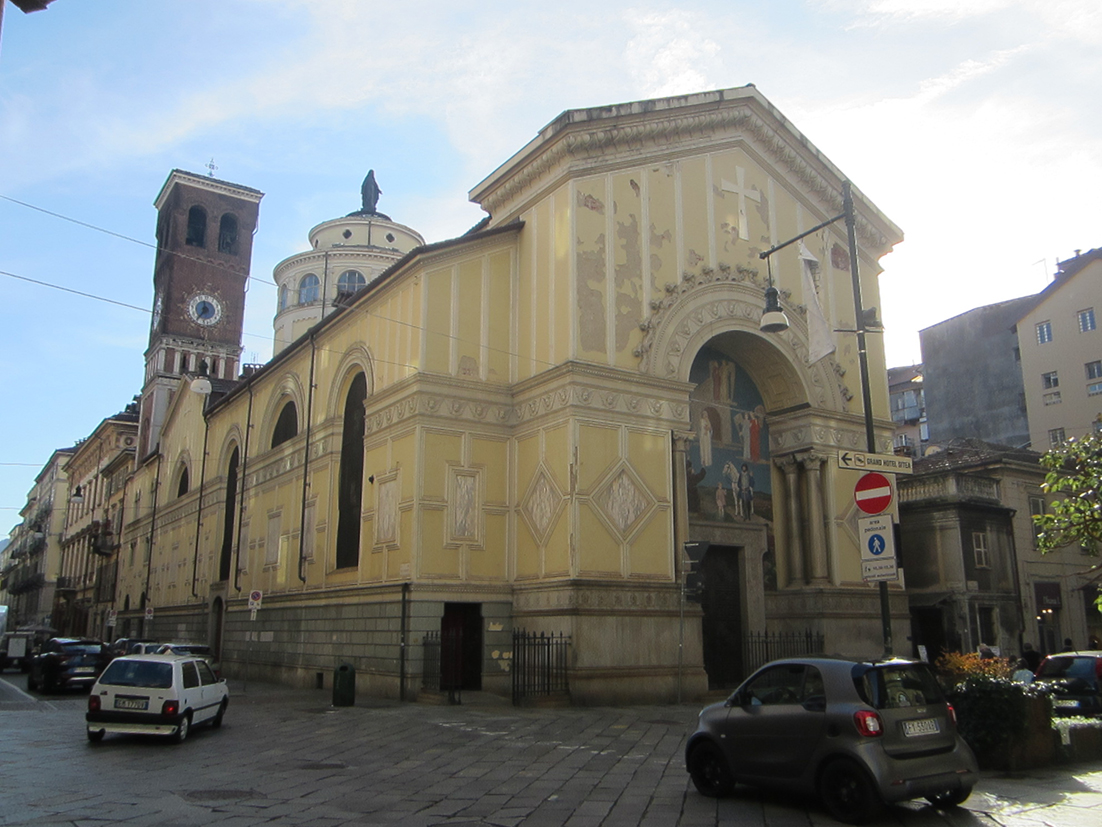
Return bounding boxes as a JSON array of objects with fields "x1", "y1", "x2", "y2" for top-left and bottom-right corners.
[{"x1": 799, "y1": 241, "x2": 836, "y2": 364}]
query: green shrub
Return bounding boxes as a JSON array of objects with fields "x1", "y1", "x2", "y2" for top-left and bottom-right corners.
[{"x1": 947, "y1": 675, "x2": 1050, "y2": 759}]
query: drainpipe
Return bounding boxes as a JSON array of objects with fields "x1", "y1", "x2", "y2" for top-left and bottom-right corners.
[
  {"x1": 191, "y1": 407, "x2": 211, "y2": 599},
  {"x1": 142, "y1": 452, "x2": 162, "y2": 638},
  {"x1": 233, "y1": 385, "x2": 254, "y2": 593},
  {"x1": 297, "y1": 333, "x2": 317, "y2": 584},
  {"x1": 400, "y1": 582, "x2": 409, "y2": 701}
]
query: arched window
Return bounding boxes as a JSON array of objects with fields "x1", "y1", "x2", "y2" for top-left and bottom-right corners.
[
  {"x1": 218, "y1": 213, "x2": 239, "y2": 254},
  {"x1": 177, "y1": 466, "x2": 190, "y2": 497},
  {"x1": 219, "y1": 447, "x2": 239, "y2": 582},
  {"x1": 271, "y1": 400, "x2": 298, "y2": 448},
  {"x1": 335, "y1": 373, "x2": 367, "y2": 569},
  {"x1": 277, "y1": 284, "x2": 289, "y2": 312},
  {"x1": 186, "y1": 206, "x2": 207, "y2": 247},
  {"x1": 336, "y1": 269, "x2": 366, "y2": 299},
  {"x1": 299, "y1": 273, "x2": 320, "y2": 304}
]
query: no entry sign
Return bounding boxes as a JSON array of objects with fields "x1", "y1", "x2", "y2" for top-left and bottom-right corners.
[{"x1": 854, "y1": 472, "x2": 893, "y2": 515}]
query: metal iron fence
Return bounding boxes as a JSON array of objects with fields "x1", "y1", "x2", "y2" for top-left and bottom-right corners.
[
  {"x1": 512, "y1": 629, "x2": 570, "y2": 705},
  {"x1": 742, "y1": 630, "x2": 825, "y2": 677},
  {"x1": 421, "y1": 629, "x2": 465, "y2": 702}
]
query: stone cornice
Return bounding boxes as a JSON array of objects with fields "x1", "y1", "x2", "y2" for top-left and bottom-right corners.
[
  {"x1": 474, "y1": 95, "x2": 899, "y2": 253},
  {"x1": 155, "y1": 169, "x2": 264, "y2": 211},
  {"x1": 363, "y1": 362, "x2": 694, "y2": 436},
  {"x1": 273, "y1": 247, "x2": 406, "y2": 281}
]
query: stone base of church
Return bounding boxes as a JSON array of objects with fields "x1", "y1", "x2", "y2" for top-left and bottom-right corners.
[
  {"x1": 765, "y1": 584, "x2": 913, "y2": 659},
  {"x1": 514, "y1": 580, "x2": 709, "y2": 705}
]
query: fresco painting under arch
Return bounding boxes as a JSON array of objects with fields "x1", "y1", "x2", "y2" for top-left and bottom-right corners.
[{"x1": 686, "y1": 346, "x2": 772, "y2": 526}]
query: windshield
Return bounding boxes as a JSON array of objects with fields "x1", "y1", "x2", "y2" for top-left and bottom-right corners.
[
  {"x1": 1037, "y1": 656, "x2": 1098, "y2": 680},
  {"x1": 61, "y1": 644, "x2": 104, "y2": 655},
  {"x1": 855, "y1": 663, "x2": 945, "y2": 709},
  {"x1": 99, "y1": 660, "x2": 173, "y2": 689}
]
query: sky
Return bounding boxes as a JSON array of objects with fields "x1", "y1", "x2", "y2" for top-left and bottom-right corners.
[{"x1": 1, "y1": 0, "x2": 1100, "y2": 525}]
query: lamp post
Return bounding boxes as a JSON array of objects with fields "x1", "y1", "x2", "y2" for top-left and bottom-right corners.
[{"x1": 758, "y1": 180, "x2": 893, "y2": 656}]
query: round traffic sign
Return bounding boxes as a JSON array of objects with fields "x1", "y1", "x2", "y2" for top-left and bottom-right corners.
[{"x1": 854, "y1": 472, "x2": 893, "y2": 515}]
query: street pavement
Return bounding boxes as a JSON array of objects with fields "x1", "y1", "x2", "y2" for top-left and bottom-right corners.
[{"x1": 2, "y1": 671, "x2": 1102, "y2": 827}]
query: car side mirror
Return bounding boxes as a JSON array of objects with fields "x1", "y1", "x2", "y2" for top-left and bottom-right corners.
[{"x1": 727, "y1": 690, "x2": 748, "y2": 707}]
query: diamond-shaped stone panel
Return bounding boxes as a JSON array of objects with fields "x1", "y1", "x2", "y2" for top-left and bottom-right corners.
[
  {"x1": 523, "y1": 471, "x2": 560, "y2": 541},
  {"x1": 598, "y1": 469, "x2": 652, "y2": 535}
]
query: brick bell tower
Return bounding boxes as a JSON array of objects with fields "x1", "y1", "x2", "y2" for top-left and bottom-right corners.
[{"x1": 138, "y1": 170, "x2": 263, "y2": 457}]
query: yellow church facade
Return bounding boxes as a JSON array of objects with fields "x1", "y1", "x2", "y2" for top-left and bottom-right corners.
[{"x1": 116, "y1": 87, "x2": 904, "y2": 703}]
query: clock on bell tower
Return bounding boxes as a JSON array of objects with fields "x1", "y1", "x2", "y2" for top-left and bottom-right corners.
[{"x1": 138, "y1": 169, "x2": 263, "y2": 457}]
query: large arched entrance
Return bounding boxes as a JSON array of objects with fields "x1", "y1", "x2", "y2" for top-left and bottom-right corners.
[{"x1": 682, "y1": 331, "x2": 797, "y2": 688}]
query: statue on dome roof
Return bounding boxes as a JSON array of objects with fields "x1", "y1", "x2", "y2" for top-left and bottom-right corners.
[{"x1": 361, "y1": 170, "x2": 382, "y2": 214}]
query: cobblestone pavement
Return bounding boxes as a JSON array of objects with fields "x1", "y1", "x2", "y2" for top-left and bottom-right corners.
[{"x1": 2, "y1": 673, "x2": 1102, "y2": 827}]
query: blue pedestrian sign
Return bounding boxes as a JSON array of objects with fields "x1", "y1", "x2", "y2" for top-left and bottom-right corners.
[{"x1": 858, "y1": 514, "x2": 898, "y2": 582}]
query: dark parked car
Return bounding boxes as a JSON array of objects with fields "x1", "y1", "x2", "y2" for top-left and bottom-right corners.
[
  {"x1": 1035, "y1": 651, "x2": 1102, "y2": 716},
  {"x1": 27, "y1": 638, "x2": 112, "y2": 693},
  {"x1": 685, "y1": 656, "x2": 978, "y2": 824}
]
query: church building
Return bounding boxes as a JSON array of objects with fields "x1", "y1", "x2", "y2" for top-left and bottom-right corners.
[{"x1": 116, "y1": 86, "x2": 904, "y2": 703}]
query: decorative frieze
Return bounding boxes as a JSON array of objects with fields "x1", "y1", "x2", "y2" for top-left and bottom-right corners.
[{"x1": 513, "y1": 582, "x2": 680, "y2": 614}]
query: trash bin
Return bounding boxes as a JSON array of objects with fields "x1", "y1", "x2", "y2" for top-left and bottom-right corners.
[{"x1": 333, "y1": 662, "x2": 355, "y2": 706}]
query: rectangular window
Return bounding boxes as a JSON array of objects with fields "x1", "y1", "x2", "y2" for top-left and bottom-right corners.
[
  {"x1": 1037, "y1": 321, "x2": 1053, "y2": 344},
  {"x1": 1088, "y1": 361, "x2": 1102, "y2": 380},
  {"x1": 265, "y1": 512, "x2": 281, "y2": 567},
  {"x1": 1043, "y1": 391, "x2": 1061, "y2": 405},
  {"x1": 973, "y1": 532, "x2": 990, "y2": 569},
  {"x1": 1049, "y1": 427, "x2": 1066, "y2": 447},
  {"x1": 1042, "y1": 371, "x2": 1059, "y2": 389},
  {"x1": 1029, "y1": 496, "x2": 1046, "y2": 547},
  {"x1": 1090, "y1": 382, "x2": 1102, "y2": 396},
  {"x1": 1080, "y1": 308, "x2": 1096, "y2": 332},
  {"x1": 977, "y1": 607, "x2": 997, "y2": 648}
]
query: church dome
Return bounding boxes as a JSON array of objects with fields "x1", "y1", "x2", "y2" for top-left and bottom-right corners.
[{"x1": 272, "y1": 173, "x2": 424, "y2": 355}]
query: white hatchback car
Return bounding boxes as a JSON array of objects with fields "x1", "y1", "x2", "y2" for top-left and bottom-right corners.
[{"x1": 85, "y1": 654, "x2": 228, "y2": 743}]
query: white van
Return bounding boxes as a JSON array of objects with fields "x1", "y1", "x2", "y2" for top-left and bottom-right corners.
[{"x1": 85, "y1": 654, "x2": 228, "y2": 743}]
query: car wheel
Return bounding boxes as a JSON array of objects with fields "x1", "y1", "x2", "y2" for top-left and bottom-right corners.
[
  {"x1": 926, "y1": 787, "x2": 972, "y2": 808},
  {"x1": 26, "y1": 670, "x2": 38, "y2": 692},
  {"x1": 174, "y1": 713, "x2": 192, "y2": 743},
  {"x1": 819, "y1": 758, "x2": 882, "y2": 824},
  {"x1": 87, "y1": 728, "x2": 105, "y2": 744},
  {"x1": 42, "y1": 673, "x2": 57, "y2": 694},
  {"x1": 688, "y1": 742, "x2": 736, "y2": 797},
  {"x1": 211, "y1": 699, "x2": 228, "y2": 728}
]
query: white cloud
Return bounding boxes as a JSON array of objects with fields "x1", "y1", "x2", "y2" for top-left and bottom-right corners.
[{"x1": 623, "y1": 10, "x2": 723, "y2": 98}]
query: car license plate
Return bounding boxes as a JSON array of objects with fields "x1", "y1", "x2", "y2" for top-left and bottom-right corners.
[
  {"x1": 1055, "y1": 699, "x2": 1080, "y2": 708},
  {"x1": 114, "y1": 698, "x2": 149, "y2": 710},
  {"x1": 902, "y1": 718, "x2": 940, "y2": 736},
  {"x1": 73, "y1": 667, "x2": 95, "y2": 674}
]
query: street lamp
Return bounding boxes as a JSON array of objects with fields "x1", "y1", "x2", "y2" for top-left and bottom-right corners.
[{"x1": 758, "y1": 179, "x2": 893, "y2": 657}]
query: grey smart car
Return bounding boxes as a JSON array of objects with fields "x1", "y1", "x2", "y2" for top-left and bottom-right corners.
[{"x1": 685, "y1": 656, "x2": 978, "y2": 823}]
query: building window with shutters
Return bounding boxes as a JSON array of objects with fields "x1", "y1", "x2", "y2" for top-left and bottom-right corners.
[
  {"x1": 1043, "y1": 391, "x2": 1062, "y2": 405},
  {"x1": 1049, "y1": 427, "x2": 1066, "y2": 447},
  {"x1": 1037, "y1": 321, "x2": 1053, "y2": 344},
  {"x1": 1043, "y1": 371, "x2": 1059, "y2": 389},
  {"x1": 1079, "y1": 308, "x2": 1096, "y2": 332}
]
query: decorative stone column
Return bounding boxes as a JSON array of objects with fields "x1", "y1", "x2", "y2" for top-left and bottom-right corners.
[
  {"x1": 801, "y1": 452, "x2": 830, "y2": 584},
  {"x1": 777, "y1": 455, "x2": 804, "y2": 586}
]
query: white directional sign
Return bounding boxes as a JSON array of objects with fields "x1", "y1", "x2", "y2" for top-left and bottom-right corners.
[
  {"x1": 858, "y1": 514, "x2": 898, "y2": 582},
  {"x1": 838, "y1": 450, "x2": 913, "y2": 474}
]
